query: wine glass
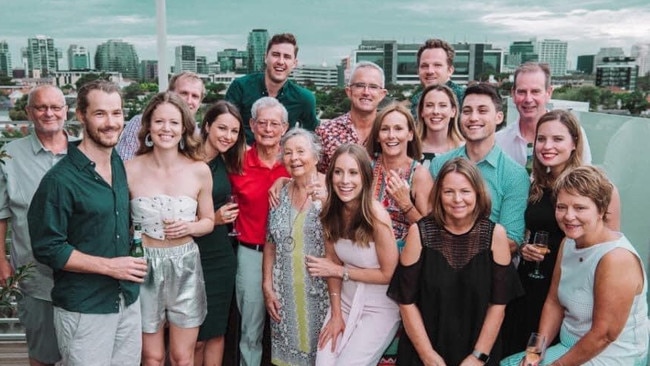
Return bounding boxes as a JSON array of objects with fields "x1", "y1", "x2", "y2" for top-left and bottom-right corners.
[
  {"x1": 528, "y1": 231, "x2": 549, "y2": 279},
  {"x1": 227, "y1": 194, "x2": 240, "y2": 237},
  {"x1": 523, "y1": 332, "x2": 547, "y2": 365}
]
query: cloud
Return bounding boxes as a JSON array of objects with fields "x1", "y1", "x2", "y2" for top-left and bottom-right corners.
[{"x1": 86, "y1": 15, "x2": 153, "y2": 26}]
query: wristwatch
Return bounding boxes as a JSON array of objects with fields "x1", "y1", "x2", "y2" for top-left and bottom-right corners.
[
  {"x1": 342, "y1": 268, "x2": 350, "y2": 281},
  {"x1": 471, "y1": 349, "x2": 490, "y2": 364}
]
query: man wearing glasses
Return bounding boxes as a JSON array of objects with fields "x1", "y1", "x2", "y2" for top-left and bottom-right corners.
[
  {"x1": 315, "y1": 61, "x2": 387, "y2": 173},
  {"x1": 0, "y1": 85, "x2": 72, "y2": 366},
  {"x1": 225, "y1": 33, "x2": 319, "y2": 145}
]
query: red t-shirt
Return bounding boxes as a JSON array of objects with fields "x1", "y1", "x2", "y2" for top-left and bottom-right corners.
[{"x1": 229, "y1": 145, "x2": 289, "y2": 245}]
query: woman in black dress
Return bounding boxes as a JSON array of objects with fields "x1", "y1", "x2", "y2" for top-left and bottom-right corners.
[
  {"x1": 195, "y1": 101, "x2": 246, "y2": 365},
  {"x1": 388, "y1": 157, "x2": 522, "y2": 365},
  {"x1": 500, "y1": 110, "x2": 621, "y2": 357}
]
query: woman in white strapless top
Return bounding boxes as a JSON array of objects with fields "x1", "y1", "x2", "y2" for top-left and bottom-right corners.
[{"x1": 125, "y1": 92, "x2": 214, "y2": 366}]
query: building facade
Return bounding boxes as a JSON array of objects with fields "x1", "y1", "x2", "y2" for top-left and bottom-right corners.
[
  {"x1": 290, "y1": 64, "x2": 338, "y2": 88},
  {"x1": 175, "y1": 45, "x2": 197, "y2": 73},
  {"x1": 577, "y1": 55, "x2": 596, "y2": 75},
  {"x1": 631, "y1": 43, "x2": 650, "y2": 77},
  {"x1": 217, "y1": 48, "x2": 248, "y2": 73},
  {"x1": 94, "y1": 40, "x2": 139, "y2": 80},
  {"x1": 24, "y1": 36, "x2": 61, "y2": 78},
  {"x1": 505, "y1": 40, "x2": 538, "y2": 69},
  {"x1": 247, "y1": 29, "x2": 269, "y2": 73},
  {"x1": 596, "y1": 56, "x2": 638, "y2": 91},
  {"x1": 0, "y1": 41, "x2": 11, "y2": 77},
  {"x1": 139, "y1": 60, "x2": 158, "y2": 82},
  {"x1": 537, "y1": 39, "x2": 568, "y2": 76},
  {"x1": 67, "y1": 44, "x2": 91, "y2": 70}
]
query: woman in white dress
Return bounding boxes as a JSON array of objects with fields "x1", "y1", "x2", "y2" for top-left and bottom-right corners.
[{"x1": 306, "y1": 143, "x2": 400, "y2": 365}]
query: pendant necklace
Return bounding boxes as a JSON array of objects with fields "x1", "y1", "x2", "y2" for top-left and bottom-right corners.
[{"x1": 281, "y1": 182, "x2": 310, "y2": 253}]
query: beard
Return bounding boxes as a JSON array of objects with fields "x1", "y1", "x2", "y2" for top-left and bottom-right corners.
[{"x1": 84, "y1": 124, "x2": 122, "y2": 148}]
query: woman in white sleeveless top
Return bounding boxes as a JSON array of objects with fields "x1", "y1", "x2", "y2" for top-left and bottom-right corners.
[{"x1": 501, "y1": 166, "x2": 648, "y2": 366}]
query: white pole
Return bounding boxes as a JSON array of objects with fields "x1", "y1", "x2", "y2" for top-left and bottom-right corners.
[{"x1": 156, "y1": 0, "x2": 168, "y2": 92}]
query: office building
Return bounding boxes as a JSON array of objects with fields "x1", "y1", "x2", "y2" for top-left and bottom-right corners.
[
  {"x1": 577, "y1": 55, "x2": 595, "y2": 75},
  {"x1": 595, "y1": 47, "x2": 625, "y2": 68},
  {"x1": 596, "y1": 56, "x2": 638, "y2": 91},
  {"x1": 0, "y1": 41, "x2": 11, "y2": 76},
  {"x1": 139, "y1": 60, "x2": 158, "y2": 82},
  {"x1": 537, "y1": 39, "x2": 568, "y2": 76},
  {"x1": 290, "y1": 63, "x2": 338, "y2": 88},
  {"x1": 95, "y1": 39, "x2": 139, "y2": 79},
  {"x1": 24, "y1": 35, "x2": 61, "y2": 78},
  {"x1": 175, "y1": 45, "x2": 197, "y2": 73},
  {"x1": 67, "y1": 44, "x2": 91, "y2": 70},
  {"x1": 506, "y1": 40, "x2": 538, "y2": 68},
  {"x1": 52, "y1": 70, "x2": 122, "y2": 88},
  {"x1": 352, "y1": 40, "x2": 503, "y2": 85},
  {"x1": 196, "y1": 56, "x2": 208, "y2": 74},
  {"x1": 217, "y1": 48, "x2": 248, "y2": 73},
  {"x1": 631, "y1": 43, "x2": 650, "y2": 77},
  {"x1": 247, "y1": 29, "x2": 269, "y2": 73}
]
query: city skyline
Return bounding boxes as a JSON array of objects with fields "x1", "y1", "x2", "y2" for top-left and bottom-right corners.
[{"x1": 1, "y1": 0, "x2": 649, "y2": 70}]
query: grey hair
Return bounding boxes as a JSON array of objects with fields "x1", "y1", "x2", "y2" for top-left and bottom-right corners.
[
  {"x1": 349, "y1": 61, "x2": 385, "y2": 87},
  {"x1": 280, "y1": 127, "x2": 323, "y2": 161},
  {"x1": 251, "y1": 96, "x2": 289, "y2": 124},
  {"x1": 27, "y1": 85, "x2": 65, "y2": 106}
]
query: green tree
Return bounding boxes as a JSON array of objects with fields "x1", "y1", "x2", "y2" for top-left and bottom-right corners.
[
  {"x1": 203, "y1": 82, "x2": 227, "y2": 104},
  {"x1": 9, "y1": 94, "x2": 28, "y2": 121},
  {"x1": 74, "y1": 72, "x2": 111, "y2": 90},
  {"x1": 0, "y1": 75, "x2": 15, "y2": 86},
  {"x1": 621, "y1": 91, "x2": 650, "y2": 115},
  {"x1": 123, "y1": 82, "x2": 144, "y2": 101}
]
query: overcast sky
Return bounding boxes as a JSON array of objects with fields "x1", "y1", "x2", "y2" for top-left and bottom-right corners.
[{"x1": 2, "y1": 0, "x2": 649, "y2": 70}]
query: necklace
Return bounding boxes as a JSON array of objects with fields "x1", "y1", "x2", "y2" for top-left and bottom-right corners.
[{"x1": 280, "y1": 182, "x2": 311, "y2": 253}]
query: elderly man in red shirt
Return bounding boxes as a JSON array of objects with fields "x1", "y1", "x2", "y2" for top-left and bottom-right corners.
[{"x1": 229, "y1": 97, "x2": 290, "y2": 366}]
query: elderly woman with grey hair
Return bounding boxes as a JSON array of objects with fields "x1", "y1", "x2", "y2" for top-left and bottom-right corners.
[{"x1": 262, "y1": 128, "x2": 329, "y2": 366}]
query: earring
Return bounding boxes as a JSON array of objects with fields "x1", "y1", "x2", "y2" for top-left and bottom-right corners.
[
  {"x1": 179, "y1": 138, "x2": 185, "y2": 150},
  {"x1": 144, "y1": 133, "x2": 154, "y2": 147}
]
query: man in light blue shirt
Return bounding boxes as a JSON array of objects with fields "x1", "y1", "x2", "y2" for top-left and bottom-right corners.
[
  {"x1": 430, "y1": 84, "x2": 529, "y2": 252},
  {"x1": 0, "y1": 85, "x2": 73, "y2": 366}
]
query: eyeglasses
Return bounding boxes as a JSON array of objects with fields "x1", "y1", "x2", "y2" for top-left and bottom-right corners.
[
  {"x1": 349, "y1": 83, "x2": 383, "y2": 92},
  {"x1": 30, "y1": 105, "x2": 66, "y2": 112},
  {"x1": 255, "y1": 120, "x2": 283, "y2": 129}
]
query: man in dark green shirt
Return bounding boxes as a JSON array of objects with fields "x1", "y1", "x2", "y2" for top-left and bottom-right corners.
[
  {"x1": 410, "y1": 38, "x2": 465, "y2": 119},
  {"x1": 29, "y1": 80, "x2": 147, "y2": 365},
  {"x1": 225, "y1": 33, "x2": 319, "y2": 144}
]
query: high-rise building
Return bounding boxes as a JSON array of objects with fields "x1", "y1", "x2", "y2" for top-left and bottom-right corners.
[
  {"x1": 139, "y1": 60, "x2": 158, "y2": 82},
  {"x1": 95, "y1": 39, "x2": 139, "y2": 80},
  {"x1": 247, "y1": 29, "x2": 269, "y2": 73},
  {"x1": 352, "y1": 40, "x2": 503, "y2": 85},
  {"x1": 537, "y1": 39, "x2": 567, "y2": 76},
  {"x1": 0, "y1": 41, "x2": 11, "y2": 77},
  {"x1": 596, "y1": 56, "x2": 638, "y2": 91},
  {"x1": 217, "y1": 48, "x2": 248, "y2": 73},
  {"x1": 196, "y1": 56, "x2": 208, "y2": 74},
  {"x1": 631, "y1": 43, "x2": 650, "y2": 77},
  {"x1": 67, "y1": 44, "x2": 91, "y2": 70},
  {"x1": 595, "y1": 47, "x2": 625, "y2": 68},
  {"x1": 576, "y1": 55, "x2": 595, "y2": 75},
  {"x1": 175, "y1": 45, "x2": 196, "y2": 73},
  {"x1": 24, "y1": 35, "x2": 61, "y2": 77},
  {"x1": 506, "y1": 40, "x2": 538, "y2": 68}
]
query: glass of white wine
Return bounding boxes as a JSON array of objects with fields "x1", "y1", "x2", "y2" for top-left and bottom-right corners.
[
  {"x1": 523, "y1": 332, "x2": 546, "y2": 365},
  {"x1": 227, "y1": 194, "x2": 240, "y2": 237},
  {"x1": 528, "y1": 230, "x2": 549, "y2": 279}
]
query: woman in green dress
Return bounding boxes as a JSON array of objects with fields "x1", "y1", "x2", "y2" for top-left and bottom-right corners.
[{"x1": 195, "y1": 101, "x2": 246, "y2": 365}]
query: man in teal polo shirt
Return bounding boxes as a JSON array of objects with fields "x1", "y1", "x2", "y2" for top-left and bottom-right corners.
[
  {"x1": 225, "y1": 33, "x2": 319, "y2": 144},
  {"x1": 29, "y1": 80, "x2": 147, "y2": 365},
  {"x1": 429, "y1": 84, "x2": 529, "y2": 253}
]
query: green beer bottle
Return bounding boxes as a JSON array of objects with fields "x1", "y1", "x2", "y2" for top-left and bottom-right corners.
[{"x1": 130, "y1": 223, "x2": 145, "y2": 258}]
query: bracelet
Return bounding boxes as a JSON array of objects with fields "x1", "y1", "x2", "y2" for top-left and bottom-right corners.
[
  {"x1": 402, "y1": 204, "x2": 415, "y2": 214},
  {"x1": 329, "y1": 293, "x2": 339, "y2": 297}
]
